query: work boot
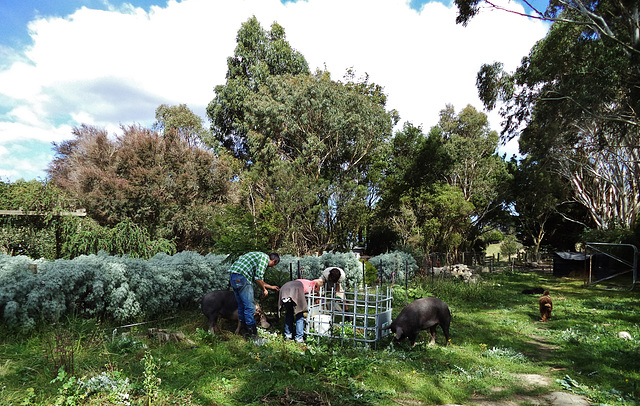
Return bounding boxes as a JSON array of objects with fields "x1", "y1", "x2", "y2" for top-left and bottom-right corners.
[
  {"x1": 246, "y1": 324, "x2": 258, "y2": 338},
  {"x1": 238, "y1": 322, "x2": 249, "y2": 336},
  {"x1": 246, "y1": 324, "x2": 269, "y2": 345}
]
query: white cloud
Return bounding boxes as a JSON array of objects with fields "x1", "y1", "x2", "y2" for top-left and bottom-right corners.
[
  {"x1": 0, "y1": 0, "x2": 548, "y2": 181},
  {"x1": 0, "y1": 120, "x2": 71, "y2": 143}
]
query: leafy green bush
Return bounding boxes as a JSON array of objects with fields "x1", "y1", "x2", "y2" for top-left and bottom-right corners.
[
  {"x1": 362, "y1": 260, "x2": 377, "y2": 285},
  {"x1": 482, "y1": 229, "x2": 504, "y2": 244},
  {"x1": 500, "y1": 235, "x2": 522, "y2": 260},
  {"x1": 60, "y1": 217, "x2": 176, "y2": 260}
]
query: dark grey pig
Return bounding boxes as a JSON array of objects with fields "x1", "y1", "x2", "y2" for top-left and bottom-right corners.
[
  {"x1": 201, "y1": 290, "x2": 270, "y2": 335},
  {"x1": 384, "y1": 297, "x2": 451, "y2": 346}
]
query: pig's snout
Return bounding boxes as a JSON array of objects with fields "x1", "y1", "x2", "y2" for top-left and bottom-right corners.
[{"x1": 255, "y1": 304, "x2": 271, "y2": 329}]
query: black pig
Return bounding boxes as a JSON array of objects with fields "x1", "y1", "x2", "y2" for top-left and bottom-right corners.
[
  {"x1": 384, "y1": 297, "x2": 451, "y2": 346},
  {"x1": 201, "y1": 290, "x2": 270, "y2": 335}
]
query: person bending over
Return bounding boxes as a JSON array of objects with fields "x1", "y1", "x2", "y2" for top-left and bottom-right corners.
[
  {"x1": 321, "y1": 267, "x2": 347, "y2": 311},
  {"x1": 228, "y1": 252, "x2": 280, "y2": 338},
  {"x1": 278, "y1": 278, "x2": 323, "y2": 343}
]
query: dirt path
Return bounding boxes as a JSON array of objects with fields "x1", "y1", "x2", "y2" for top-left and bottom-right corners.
[
  {"x1": 463, "y1": 373, "x2": 591, "y2": 406},
  {"x1": 445, "y1": 330, "x2": 590, "y2": 406}
]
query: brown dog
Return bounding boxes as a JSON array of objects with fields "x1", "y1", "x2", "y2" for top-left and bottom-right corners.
[{"x1": 539, "y1": 290, "x2": 552, "y2": 322}]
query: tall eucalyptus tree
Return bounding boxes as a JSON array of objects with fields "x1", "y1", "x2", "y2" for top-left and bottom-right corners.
[
  {"x1": 208, "y1": 17, "x2": 396, "y2": 255},
  {"x1": 241, "y1": 71, "x2": 395, "y2": 254},
  {"x1": 207, "y1": 16, "x2": 310, "y2": 163},
  {"x1": 469, "y1": 0, "x2": 640, "y2": 231}
]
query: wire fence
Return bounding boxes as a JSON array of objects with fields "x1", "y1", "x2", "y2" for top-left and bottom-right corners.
[{"x1": 304, "y1": 285, "x2": 393, "y2": 348}]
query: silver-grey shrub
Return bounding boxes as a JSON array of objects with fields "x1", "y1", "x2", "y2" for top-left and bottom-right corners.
[
  {"x1": 275, "y1": 251, "x2": 364, "y2": 287},
  {"x1": 368, "y1": 251, "x2": 419, "y2": 283},
  {"x1": 1, "y1": 255, "x2": 39, "y2": 329},
  {"x1": 0, "y1": 251, "x2": 230, "y2": 330},
  {"x1": 0, "y1": 250, "x2": 420, "y2": 330},
  {"x1": 274, "y1": 251, "x2": 418, "y2": 287}
]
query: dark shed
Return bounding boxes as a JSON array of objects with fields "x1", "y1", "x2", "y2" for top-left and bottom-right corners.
[{"x1": 553, "y1": 252, "x2": 587, "y2": 277}]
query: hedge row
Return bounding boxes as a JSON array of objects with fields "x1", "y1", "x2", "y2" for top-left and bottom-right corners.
[{"x1": 0, "y1": 250, "x2": 418, "y2": 330}]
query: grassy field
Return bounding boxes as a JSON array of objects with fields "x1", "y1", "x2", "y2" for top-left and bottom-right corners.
[
  {"x1": 1, "y1": 269, "x2": 639, "y2": 405},
  {"x1": 485, "y1": 242, "x2": 502, "y2": 257}
]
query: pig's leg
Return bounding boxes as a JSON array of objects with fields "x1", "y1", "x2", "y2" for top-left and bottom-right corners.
[
  {"x1": 440, "y1": 319, "x2": 451, "y2": 345},
  {"x1": 408, "y1": 332, "x2": 419, "y2": 347},
  {"x1": 429, "y1": 326, "x2": 437, "y2": 345},
  {"x1": 209, "y1": 314, "x2": 219, "y2": 335},
  {"x1": 229, "y1": 309, "x2": 241, "y2": 334}
]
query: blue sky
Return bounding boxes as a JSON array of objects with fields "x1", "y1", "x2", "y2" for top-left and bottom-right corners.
[
  {"x1": 0, "y1": 0, "x2": 549, "y2": 182},
  {"x1": 1, "y1": 1, "x2": 161, "y2": 48}
]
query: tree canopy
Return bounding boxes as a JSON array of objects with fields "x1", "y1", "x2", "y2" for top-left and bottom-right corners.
[
  {"x1": 48, "y1": 121, "x2": 236, "y2": 253},
  {"x1": 154, "y1": 103, "x2": 213, "y2": 148},
  {"x1": 373, "y1": 105, "x2": 510, "y2": 256},
  {"x1": 465, "y1": 0, "x2": 640, "y2": 232},
  {"x1": 9, "y1": 14, "x2": 636, "y2": 261},
  {"x1": 205, "y1": 17, "x2": 399, "y2": 255},
  {"x1": 207, "y1": 16, "x2": 310, "y2": 162},
  {"x1": 233, "y1": 70, "x2": 396, "y2": 255}
]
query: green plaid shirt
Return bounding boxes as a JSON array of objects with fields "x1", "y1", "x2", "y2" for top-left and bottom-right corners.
[{"x1": 228, "y1": 252, "x2": 269, "y2": 282}]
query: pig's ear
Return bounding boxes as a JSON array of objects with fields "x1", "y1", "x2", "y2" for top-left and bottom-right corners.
[{"x1": 395, "y1": 327, "x2": 403, "y2": 340}]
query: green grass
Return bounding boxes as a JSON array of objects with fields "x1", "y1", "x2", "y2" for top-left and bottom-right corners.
[
  {"x1": 1, "y1": 271, "x2": 639, "y2": 405},
  {"x1": 485, "y1": 242, "x2": 503, "y2": 257}
]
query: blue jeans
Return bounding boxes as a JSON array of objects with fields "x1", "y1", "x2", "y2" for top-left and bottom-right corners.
[
  {"x1": 284, "y1": 303, "x2": 305, "y2": 341},
  {"x1": 230, "y1": 273, "x2": 256, "y2": 326}
]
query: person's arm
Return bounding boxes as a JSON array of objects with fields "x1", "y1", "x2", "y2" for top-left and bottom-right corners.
[
  {"x1": 254, "y1": 254, "x2": 279, "y2": 296},
  {"x1": 256, "y1": 279, "x2": 279, "y2": 297}
]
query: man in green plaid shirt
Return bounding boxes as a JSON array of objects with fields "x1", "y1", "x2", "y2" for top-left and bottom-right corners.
[{"x1": 229, "y1": 252, "x2": 280, "y2": 338}]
